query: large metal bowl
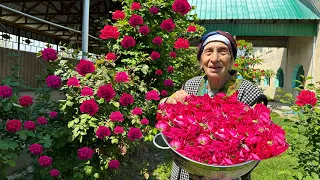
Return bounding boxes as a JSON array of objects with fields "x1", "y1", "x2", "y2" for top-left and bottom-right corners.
[{"x1": 153, "y1": 133, "x2": 259, "y2": 180}]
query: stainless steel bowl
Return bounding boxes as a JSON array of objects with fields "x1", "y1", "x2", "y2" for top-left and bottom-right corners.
[{"x1": 153, "y1": 133, "x2": 259, "y2": 180}]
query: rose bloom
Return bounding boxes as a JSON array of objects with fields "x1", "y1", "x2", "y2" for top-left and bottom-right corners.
[
  {"x1": 46, "y1": 75, "x2": 61, "y2": 89},
  {"x1": 19, "y1": 96, "x2": 33, "y2": 107},
  {"x1": 130, "y1": 2, "x2": 141, "y2": 10},
  {"x1": 42, "y1": 48, "x2": 58, "y2": 61},
  {"x1": 80, "y1": 99, "x2": 99, "y2": 116},
  {"x1": 105, "y1": 52, "x2": 117, "y2": 61},
  {"x1": 172, "y1": 0, "x2": 192, "y2": 15},
  {"x1": 112, "y1": 10, "x2": 125, "y2": 20},
  {"x1": 187, "y1": 25, "x2": 197, "y2": 32},
  {"x1": 174, "y1": 38, "x2": 189, "y2": 49},
  {"x1": 161, "y1": 90, "x2": 168, "y2": 97},
  {"x1": 114, "y1": 126, "x2": 125, "y2": 134},
  {"x1": 119, "y1": 93, "x2": 134, "y2": 106},
  {"x1": 115, "y1": 72, "x2": 130, "y2": 83},
  {"x1": 128, "y1": 127, "x2": 143, "y2": 141},
  {"x1": 6, "y1": 119, "x2": 22, "y2": 133},
  {"x1": 296, "y1": 90, "x2": 318, "y2": 107},
  {"x1": 38, "y1": 156, "x2": 52, "y2": 167},
  {"x1": 160, "y1": 18, "x2": 175, "y2": 32},
  {"x1": 67, "y1": 77, "x2": 80, "y2": 87},
  {"x1": 24, "y1": 120, "x2": 36, "y2": 131},
  {"x1": 132, "y1": 107, "x2": 143, "y2": 115},
  {"x1": 129, "y1": 14, "x2": 144, "y2": 27},
  {"x1": 81, "y1": 86, "x2": 94, "y2": 96},
  {"x1": 149, "y1": 6, "x2": 159, "y2": 14},
  {"x1": 49, "y1": 111, "x2": 58, "y2": 118},
  {"x1": 110, "y1": 111, "x2": 124, "y2": 122},
  {"x1": 234, "y1": 63, "x2": 239, "y2": 67},
  {"x1": 169, "y1": 52, "x2": 177, "y2": 58},
  {"x1": 37, "y1": 116, "x2": 48, "y2": 125},
  {"x1": 146, "y1": 90, "x2": 160, "y2": 100},
  {"x1": 99, "y1": 25, "x2": 120, "y2": 40},
  {"x1": 97, "y1": 84, "x2": 116, "y2": 102},
  {"x1": 96, "y1": 126, "x2": 111, "y2": 140},
  {"x1": 155, "y1": 69, "x2": 163, "y2": 76},
  {"x1": 150, "y1": 51, "x2": 160, "y2": 60},
  {"x1": 121, "y1": 36, "x2": 136, "y2": 49},
  {"x1": 109, "y1": 159, "x2": 120, "y2": 169},
  {"x1": 164, "y1": 79, "x2": 174, "y2": 87},
  {"x1": 29, "y1": 143, "x2": 43, "y2": 155},
  {"x1": 0, "y1": 85, "x2": 13, "y2": 98},
  {"x1": 50, "y1": 169, "x2": 60, "y2": 177},
  {"x1": 141, "y1": 118, "x2": 149, "y2": 125},
  {"x1": 76, "y1": 59, "x2": 95, "y2": 76},
  {"x1": 138, "y1": 26, "x2": 150, "y2": 36},
  {"x1": 167, "y1": 66, "x2": 174, "y2": 73},
  {"x1": 78, "y1": 147, "x2": 94, "y2": 160},
  {"x1": 152, "y1": 36, "x2": 162, "y2": 45}
]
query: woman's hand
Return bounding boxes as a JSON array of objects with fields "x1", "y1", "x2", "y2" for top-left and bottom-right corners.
[{"x1": 166, "y1": 90, "x2": 189, "y2": 104}]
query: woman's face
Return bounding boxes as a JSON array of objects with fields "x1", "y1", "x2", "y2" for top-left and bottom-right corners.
[{"x1": 200, "y1": 41, "x2": 233, "y2": 79}]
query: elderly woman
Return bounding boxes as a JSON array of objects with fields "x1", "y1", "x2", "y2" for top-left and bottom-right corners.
[{"x1": 165, "y1": 30, "x2": 268, "y2": 180}]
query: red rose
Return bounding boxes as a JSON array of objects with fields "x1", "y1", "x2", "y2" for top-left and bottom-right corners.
[
  {"x1": 169, "y1": 52, "x2": 177, "y2": 58},
  {"x1": 42, "y1": 48, "x2": 58, "y2": 61},
  {"x1": 115, "y1": 72, "x2": 130, "y2": 83},
  {"x1": 130, "y1": 2, "x2": 141, "y2": 10},
  {"x1": 149, "y1": 6, "x2": 159, "y2": 14},
  {"x1": 67, "y1": 77, "x2": 80, "y2": 87},
  {"x1": 24, "y1": 120, "x2": 36, "y2": 131},
  {"x1": 105, "y1": 52, "x2": 117, "y2": 61},
  {"x1": 0, "y1": 85, "x2": 13, "y2": 98},
  {"x1": 234, "y1": 64, "x2": 239, "y2": 67},
  {"x1": 172, "y1": 0, "x2": 192, "y2": 15},
  {"x1": 19, "y1": 96, "x2": 33, "y2": 107},
  {"x1": 161, "y1": 90, "x2": 168, "y2": 97},
  {"x1": 80, "y1": 99, "x2": 99, "y2": 116},
  {"x1": 150, "y1": 51, "x2": 160, "y2": 60},
  {"x1": 121, "y1": 36, "x2": 136, "y2": 49},
  {"x1": 155, "y1": 69, "x2": 163, "y2": 76},
  {"x1": 146, "y1": 90, "x2": 160, "y2": 100},
  {"x1": 96, "y1": 126, "x2": 111, "y2": 140},
  {"x1": 50, "y1": 169, "x2": 60, "y2": 177},
  {"x1": 138, "y1": 26, "x2": 150, "y2": 36},
  {"x1": 109, "y1": 160, "x2": 121, "y2": 169},
  {"x1": 152, "y1": 36, "x2": 163, "y2": 45},
  {"x1": 6, "y1": 119, "x2": 22, "y2": 133},
  {"x1": 99, "y1": 25, "x2": 120, "y2": 40},
  {"x1": 127, "y1": 127, "x2": 143, "y2": 141},
  {"x1": 29, "y1": 143, "x2": 43, "y2": 155},
  {"x1": 119, "y1": 93, "x2": 134, "y2": 106},
  {"x1": 97, "y1": 84, "x2": 116, "y2": 102},
  {"x1": 38, "y1": 156, "x2": 52, "y2": 167},
  {"x1": 167, "y1": 66, "x2": 174, "y2": 73},
  {"x1": 295, "y1": 90, "x2": 318, "y2": 107},
  {"x1": 164, "y1": 79, "x2": 174, "y2": 87},
  {"x1": 112, "y1": 10, "x2": 125, "y2": 20},
  {"x1": 46, "y1": 75, "x2": 61, "y2": 89},
  {"x1": 37, "y1": 116, "x2": 48, "y2": 125},
  {"x1": 76, "y1": 59, "x2": 95, "y2": 76},
  {"x1": 174, "y1": 38, "x2": 189, "y2": 49},
  {"x1": 187, "y1": 25, "x2": 197, "y2": 32},
  {"x1": 78, "y1": 147, "x2": 94, "y2": 160},
  {"x1": 160, "y1": 18, "x2": 175, "y2": 32},
  {"x1": 129, "y1": 14, "x2": 144, "y2": 27}
]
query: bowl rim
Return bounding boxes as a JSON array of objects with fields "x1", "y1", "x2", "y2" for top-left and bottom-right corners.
[{"x1": 160, "y1": 132, "x2": 259, "y2": 168}]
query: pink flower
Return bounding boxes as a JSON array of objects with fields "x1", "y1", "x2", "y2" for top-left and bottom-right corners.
[
  {"x1": 119, "y1": 93, "x2": 134, "y2": 106},
  {"x1": 114, "y1": 126, "x2": 125, "y2": 134},
  {"x1": 96, "y1": 126, "x2": 111, "y2": 140},
  {"x1": 127, "y1": 127, "x2": 143, "y2": 141},
  {"x1": 67, "y1": 77, "x2": 80, "y2": 87},
  {"x1": 106, "y1": 52, "x2": 117, "y2": 61},
  {"x1": 150, "y1": 51, "x2": 160, "y2": 60},
  {"x1": 170, "y1": 140, "x2": 182, "y2": 150},
  {"x1": 160, "y1": 18, "x2": 175, "y2": 32},
  {"x1": 141, "y1": 118, "x2": 149, "y2": 125},
  {"x1": 138, "y1": 25, "x2": 150, "y2": 36},
  {"x1": 146, "y1": 90, "x2": 160, "y2": 100},
  {"x1": 24, "y1": 120, "x2": 36, "y2": 131},
  {"x1": 174, "y1": 38, "x2": 189, "y2": 49},
  {"x1": 121, "y1": 36, "x2": 136, "y2": 49},
  {"x1": 19, "y1": 96, "x2": 33, "y2": 107},
  {"x1": 42, "y1": 48, "x2": 58, "y2": 61},
  {"x1": 161, "y1": 90, "x2": 168, "y2": 97},
  {"x1": 99, "y1": 25, "x2": 120, "y2": 40},
  {"x1": 37, "y1": 116, "x2": 48, "y2": 125},
  {"x1": 172, "y1": 0, "x2": 192, "y2": 15},
  {"x1": 80, "y1": 99, "x2": 99, "y2": 116},
  {"x1": 81, "y1": 86, "x2": 94, "y2": 96},
  {"x1": 29, "y1": 143, "x2": 43, "y2": 155},
  {"x1": 149, "y1": 6, "x2": 159, "y2": 14},
  {"x1": 6, "y1": 119, "x2": 22, "y2": 133},
  {"x1": 109, "y1": 159, "x2": 120, "y2": 169},
  {"x1": 164, "y1": 79, "x2": 174, "y2": 87},
  {"x1": 38, "y1": 156, "x2": 52, "y2": 167},
  {"x1": 187, "y1": 25, "x2": 197, "y2": 32},
  {"x1": 110, "y1": 111, "x2": 124, "y2": 122},
  {"x1": 155, "y1": 69, "x2": 162, "y2": 76},
  {"x1": 197, "y1": 134, "x2": 210, "y2": 145},
  {"x1": 46, "y1": 75, "x2": 61, "y2": 89},
  {"x1": 76, "y1": 59, "x2": 95, "y2": 76},
  {"x1": 97, "y1": 84, "x2": 116, "y2": 102},
  {"x1": 49, "y1": 111, "x2": 58, "y2": 118},
  {"x1": 50, "y1": 169, "x2": 60, "y2": 177},
  {"x1": 169, "y1": 52, "x2": 177, "y2": 58},
  {"x1": 0, "y1": 85, "x2": 13, "y2": 98},
  {"x1": 130, "y1": 2, "x2": 141, "y2": 10},
  {"x1": 132, "y1": 107, "x2": 143, "y2": 115},
  {"x1": 115, "y1": 72, "x2": 130, "y2": 83},
  {"x1": 112, "y1": 10, "x2": 125, "y2": 20},
  {"x1": 167, "y1": 66, "x2": 174, "y2": 73},
  {"x1": 129, "y1": 14, "x2": 144, "y2": 27},
  {"x1": 295, "y1": 90, "x2": 318, "y2": 107},
  {"x1": 152, "y1": 36, "x2": 162, "y2": 45},
  {"x1": 78, "y1": 147, "x2": 94, "y2": 160}
]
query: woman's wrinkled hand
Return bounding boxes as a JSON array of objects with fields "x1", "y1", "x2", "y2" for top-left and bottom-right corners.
[{"x1": 166, "y1": 90, "x2": 189, "y2": 104}]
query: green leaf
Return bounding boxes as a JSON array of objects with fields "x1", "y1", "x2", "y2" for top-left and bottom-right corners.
[
  {"x1": 9, "y1": 141, "x2": 19, "y2": 149},
  {"x1": 141, "y1": 65, "x2": 149, "y2": 75},
  {"x1": 26, "y1": 131, "x2": 35, "y2": 137},
  {"x1": 85, "y1": 166, "x2": 93, "y2": 175},
  {"x1": 311, "y1": 172, "x2": 319, "y2": 179},
  {"x1": 4, "y1": 102, "x2": 12, "y2": 111},
  {"x1": 296, "y1": 172, "x2": 303, "y2": 180},
  {"x1": 66, "y1": 100, "x2": 74, "y2": 106},
  {"x1": 111, "y1": 139, "x2": 119, "y2": 144},
  {"x1": 68, "y1": 120, "x2": 75, "y2": 128},
  {"x1": 94, "y1": 173, "x2": 100, "y2": 179},
  {"x1": 44, "y1": 139, "x2": 52, "y2": 148},
  {"x1": 19, "y1": 131, "x2": 27, "y2": 140},
  {"x1": 7, "y1": 160, "x2": 16, "y2": 167}
]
